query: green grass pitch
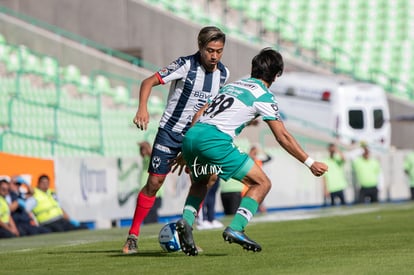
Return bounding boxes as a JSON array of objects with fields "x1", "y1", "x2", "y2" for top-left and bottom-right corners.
[{"x1": 1, "y1": 203, "x2": 413, "y2": 275}]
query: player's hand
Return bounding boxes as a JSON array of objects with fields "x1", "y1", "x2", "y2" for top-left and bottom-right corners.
[
  {"x1": 171, "y1": 153, "x2": 187, "y2": 175},
  {"x1": 309, "y1": 161, "x2": 328, "y2": 177},
  {"x1": 133, "y1": 108, "x2": 149, "y2": 131}
]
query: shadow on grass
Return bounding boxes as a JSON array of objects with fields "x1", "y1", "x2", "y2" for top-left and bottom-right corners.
[{"x1": 48, "y1": 250, "x2": 227, "y2": 257}]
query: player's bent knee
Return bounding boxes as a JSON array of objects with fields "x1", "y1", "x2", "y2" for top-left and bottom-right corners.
[{"x1": 258, "y1": 178, "x2": 271, "y2": 192}]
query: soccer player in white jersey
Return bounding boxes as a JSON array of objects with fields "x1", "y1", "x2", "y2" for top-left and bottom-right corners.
[
  {"x1": 122, "y1": 26, "x2": 229, "y2": 254},
  {"x1": 175, "y1": 48, "x2": 328, "y2": 256}
]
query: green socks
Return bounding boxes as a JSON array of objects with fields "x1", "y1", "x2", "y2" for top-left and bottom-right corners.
[
  {"x1": 182, "y1": 195, "x2": 203, "y2": 226},
  {"x1": 229, "y1": 197, "x2": 259, "y2": 231}
]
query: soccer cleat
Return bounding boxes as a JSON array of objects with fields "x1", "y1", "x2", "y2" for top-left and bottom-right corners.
[
  {"x1": 222, "y1": 227, "x2": 262, "y2": 252},
  {"x1": 176, "y1": 219, "x2": 198, "y2": 256},
  {"x1": 122, "y1": 234, "x2": 138, "y2": 254}
]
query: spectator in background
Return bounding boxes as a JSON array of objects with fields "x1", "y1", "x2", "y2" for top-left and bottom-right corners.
[
  {"x1": 220, "y1": 178, "x2": 244, "y2": 215},
  {"x1": 352, "y1": 145, "x2": 381, "y2": 203},
  {"x1": 25, "y1": 174, "x2": 88, "y2": 232},
  {"x1": 404, "y1": 151, "x2": 414, "y2": 200},
  {"x1": 9, "y1": 176, "x2": 51, "y2": 236},
  {"x1": 322, "y1": 143, "x2": 348, "y2": 206},
  {"x1": 138, "y1": 141, "x2": 163, "y2": 224},
  {"x1": 0, "y1": 178, "x2": 19, "y2": 238},
  {"x1": 248, "y1": 145, "x2": 272, "y2": 213},
  {"x1": 197, "y1": 178, "x2": 224, "y2": 230}
]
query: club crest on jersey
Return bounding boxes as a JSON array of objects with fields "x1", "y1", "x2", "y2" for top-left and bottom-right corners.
[
  {"x1": 167, "y1": 61, "x2": 180, "y2": 71},
  {"x1": 159, "y1": 68, "x2": 169, "y2": 76},
  {"x1": 152, "y1": 156, "x2": 162, "y2": 169}
]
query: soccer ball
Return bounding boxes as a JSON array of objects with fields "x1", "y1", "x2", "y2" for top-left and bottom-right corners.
[{"x1": 158, "y1": 222, "x2": 181, "y2": 252}]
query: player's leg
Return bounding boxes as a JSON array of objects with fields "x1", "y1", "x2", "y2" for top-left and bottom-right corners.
[
  {"x1": 123, "y1": 128, "x2": 181, "y2": 254},
  {"x1": 330, "y1": 193, "x2": 336, "y2": 206},
  {"x1": 370, "y1": 187, "x2": 379, "y2": 203},
  {"x1": 176, "y1": 174, "x2": 215, "y2": 256},
  {"x1": 222, "y1": 163, "x2": 269, "y2": 252},
  {"x1": 338, "y1": 190, "x2": 346, "y2": 205}
]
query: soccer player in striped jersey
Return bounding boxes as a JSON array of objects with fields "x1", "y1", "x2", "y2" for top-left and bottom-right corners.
[
  {"x1": 175, "y1": 48, "x2": 328, "y2": 256},
  {"x1": 123, "y1": 26, "x2": 229, "y2": 254}
]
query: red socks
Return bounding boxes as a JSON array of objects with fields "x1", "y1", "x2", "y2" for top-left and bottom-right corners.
[{"x1": 128, "y1": 191, "x2": 156, "y2": 236}]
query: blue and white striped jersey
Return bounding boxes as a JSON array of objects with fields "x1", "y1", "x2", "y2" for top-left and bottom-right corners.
[{"x1": 155, "y1": 52, "x2": 229, "y2": 134}]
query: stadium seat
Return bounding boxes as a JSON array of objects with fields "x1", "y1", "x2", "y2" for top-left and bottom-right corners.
[
  {"x1": 42, "y1": 56, "x2": 59, "y2": 82},
  {"x1": 62, "y1": 64, "x2": 81, "y2": 84},
  {"x1": 148, "y1": 95, "x2": 164, "y2": 116},
  {"x1": 93, "y1": 75, "x2": 114, "y2": 96},
  {"x1": 78, "y1": 75, "x2": 94, "y2": 95},
  {"x1": 0, "y1": 43, "x2": 11, "y2": 63},
  {"x1": 113, "y1": 85, "x2": 130, "y2": 105},
  {"x1": 5, "y1": 52, "x2": 20, "y2": 73},
  {"x1": 0, "y1": 82, "x2": 10, "y2": 127},
  {"x1": 244, "y1": 2, "x2": 265, "y2": 22},
  {"x1": 227, "y1": 0, "x2": 247, "y2": 11}
]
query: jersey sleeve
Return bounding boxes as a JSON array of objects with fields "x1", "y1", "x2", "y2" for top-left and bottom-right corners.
[
  {"x1": 156, "y1": 57, "x2": 189, "y2": 84},
  {"x1": 254, "y1": 94, "x2": 281, "y2": 121}
]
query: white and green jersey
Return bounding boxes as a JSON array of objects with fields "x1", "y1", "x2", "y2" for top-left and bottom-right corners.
[{"x1": 199, "y1": 78, "x2": 281, "y2": 138}]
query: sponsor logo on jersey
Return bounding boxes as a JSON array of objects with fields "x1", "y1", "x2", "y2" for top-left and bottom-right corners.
[
  {"x1": 155, "y1": 143, "x2": 171, "y2": 153},
  {"x1": 234, "y1": 80, "x2": 257, "y2": 90}
]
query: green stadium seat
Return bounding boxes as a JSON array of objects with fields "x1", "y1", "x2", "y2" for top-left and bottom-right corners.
[
  {"x1": 42, "y1": 56, "x2": 59, "y2": 82},
  {"x1": 334, "y1": 50, "x2": 355, "y2": 74},
  {"x1": 113, "y1": 85, "x2": 130, "y2": 105},
  {"x1": 244, "y1": 2, "x2": 266, "y2": 21},
  {"x1": 62, "y1": 64, "x2": 81, "y2": 84},
  {"x1": 5, "y1": 52, "x2": 20, "y2": 73},
  {"x1": 78, "y1": 75, "x2": 93, "y2": 95},
  {"x1": 0, "y1": 83, "x2": 10, "y2": 127},
  {"x1": 94, "y1": 75, "x2": 113, "y2": 96},
  {"x1": 262, "y1": 14, "x2": 279, "y2": 33},
  {"x1": 317, "y1": 42, "x2": 335, "y2": 62},
  {"x1": 187, "y1": 6, "x2": 211, "y2": 25},
  {"x1": 0, "y1": 43, "x2": 11, "y2": 63},
  {"x1": 23, "y1": 53, "x2": 41, "y2": 74},
  {"x1": 227, "y1": 0, "x2": 247, "y2": 11},
  {"x1": 148, "y1": 95, "x2": 164, "y2": 116}
]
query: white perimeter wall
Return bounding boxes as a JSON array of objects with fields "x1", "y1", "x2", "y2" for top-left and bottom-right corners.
[{"x1": 53, "y1": 150, "x2": 412, "y2": 228}]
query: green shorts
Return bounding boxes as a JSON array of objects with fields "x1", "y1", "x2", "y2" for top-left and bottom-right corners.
[{"x1": 182, "y1": 123, "x2": 254, "y2": 182}]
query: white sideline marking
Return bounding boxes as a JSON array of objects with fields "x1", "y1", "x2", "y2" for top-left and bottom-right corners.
[{"x1": 252, "y1": 206, "x2": 381, "y2": 223}]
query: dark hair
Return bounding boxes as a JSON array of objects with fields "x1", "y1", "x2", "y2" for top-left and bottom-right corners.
[
  {"x1": 251, "y1": 47, "x2": 284, "y2": 84},
  {"x1": 38, "y1": 174, "x2": 49, "y2": 184},
  {"x1": 198, "y1": 26, "x2": 226, "y2": 49}
]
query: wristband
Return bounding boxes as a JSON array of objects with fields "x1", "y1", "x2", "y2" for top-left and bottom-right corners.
[{"x1": 304, "y1": 157, "x2": 315, "y2": 168}]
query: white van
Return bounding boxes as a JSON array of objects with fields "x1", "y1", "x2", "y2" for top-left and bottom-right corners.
[{"x1": 269, "y1": 72, "x2": 391, "y2": 150}]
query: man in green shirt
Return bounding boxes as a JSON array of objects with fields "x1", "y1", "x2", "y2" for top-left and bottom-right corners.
[
  {"x1": 220, "y1": 178, "x2": 244, "y2": 215},
  {"x1": 404, "y1": 151, "x2": 414, "y2": 200},
  {"x1": 322, "y1": 143, "x2": 348, "y2": 206},
  {"x1": 352, "y1": 145, "x2": 381, "y2": 203}
]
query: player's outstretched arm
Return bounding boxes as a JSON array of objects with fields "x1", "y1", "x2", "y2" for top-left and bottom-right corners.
[
  {"x1": 191, "y1": 103, "x2": 209, "y2": 126},
  {"x1": 266, "y1": 120, "x2": 328, "y2": 177},
  {"x1": 133, "y1": 74, "x2": 160, "y2": 130}
]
